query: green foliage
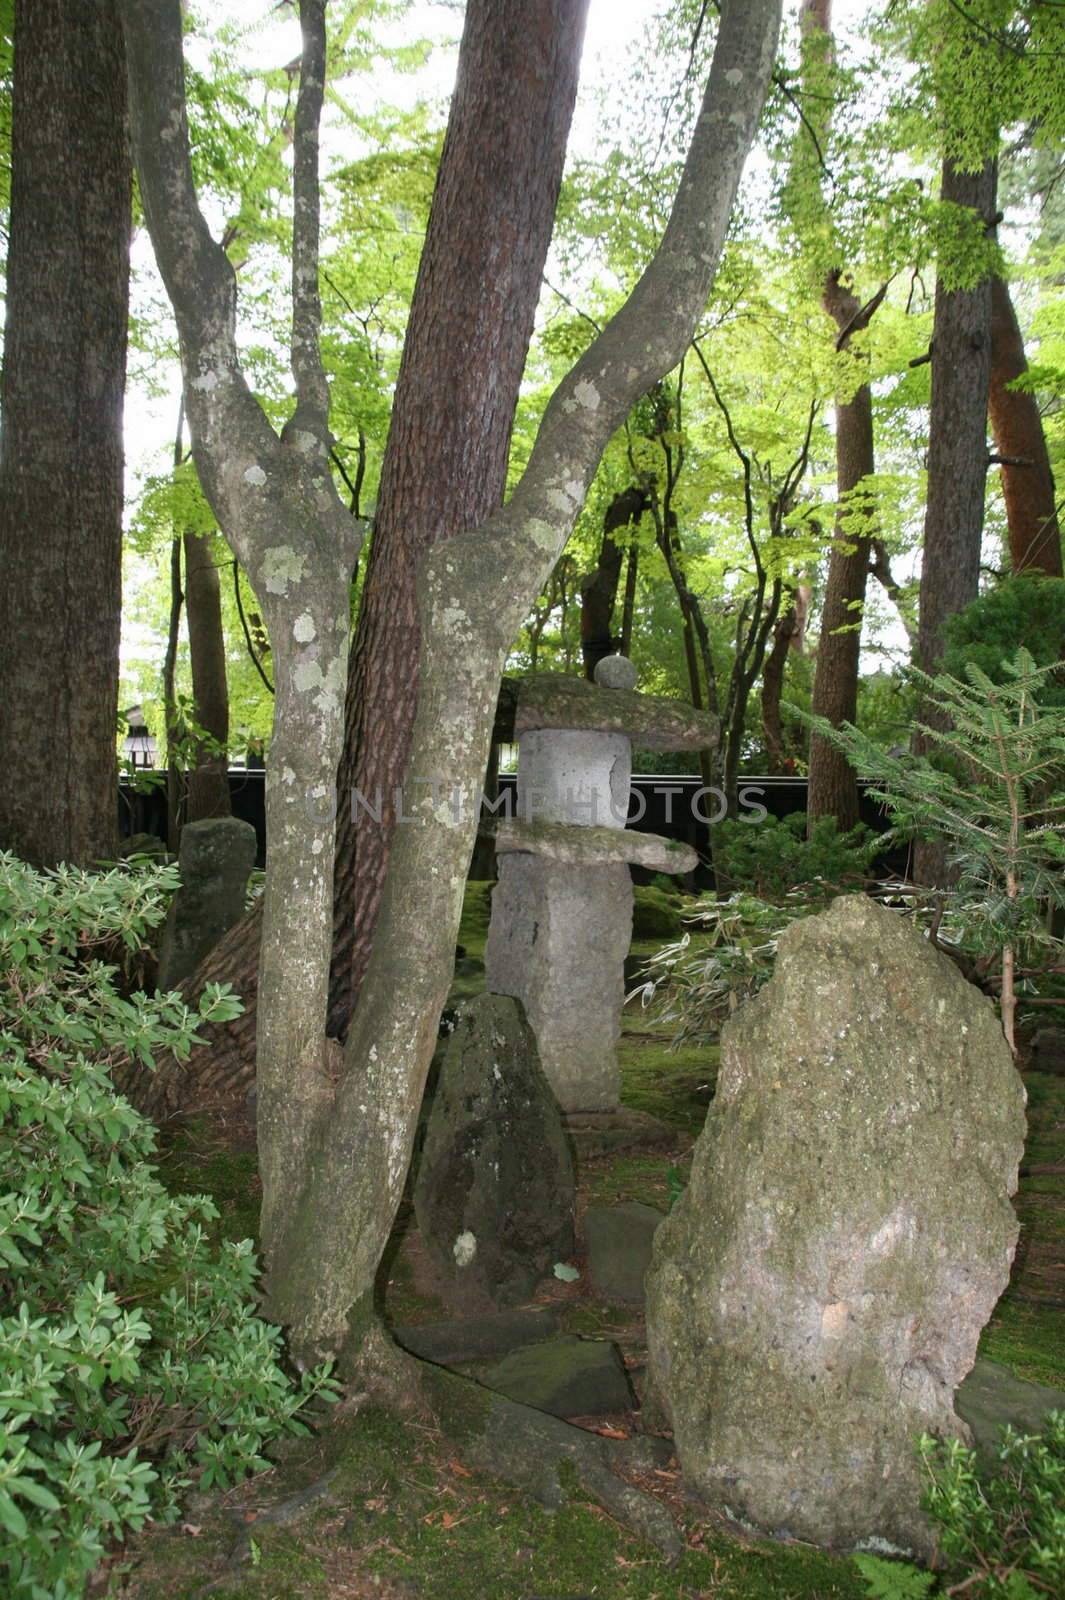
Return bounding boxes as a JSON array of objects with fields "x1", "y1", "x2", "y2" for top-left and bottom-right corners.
[
  {"x1": 631, "y1": 885, "x2": 685, "y2": 940},
  {"x1": 800, "y1": 652, "x2": 1065, "y2": 981},
  {"x1": 0, "y1": 855, "x2": 338, "y2": 1598},
  {"x1": 633, "y1": 893, "x2": 810, "y2": 1049},
  {"x1": 853, "y1": 1554, "x2": 935, "y2": 1598},
  {"x1": 855, "y1": 1413, "x2": 1065, "y2": 1599},
  {"x1": 942, "y1": 579, "x2": 1065, "y2": 704},
  {"x1": 714, "y1": 812, "x2": 879, "y2": 900}
]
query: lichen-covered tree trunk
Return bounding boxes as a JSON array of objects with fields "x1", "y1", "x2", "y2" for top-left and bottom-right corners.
[
  {"x1": 329, "y1": 0, "x2": 590, "y2": 1035},
  {"x1": 183, "y1": 529, "x2": 233, "y2": 822},
  {"x1": 989, "y1": 272, "x2": 1061, "y2": 578},
  {"x1": 120, "y1": 0, "x2": 362, "y2": 1256},
  {"x1": 0, "y1": 0, "x2": 130, "y2": 868},
  {"x1": 262, "y1": 0, "x2": 782, "y2": 1364},
  {"x1": 914, "y1": 156, "x2": 996, "y2": 883}
]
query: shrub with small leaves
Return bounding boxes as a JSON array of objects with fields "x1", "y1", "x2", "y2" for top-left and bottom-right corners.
[
  {"x1": 0, "y1": 853, "x2": 338, "y2": 1599},
  {"x1": 714, "y1": 811, "x2": 879, "y2": 901},
  {"x1": 854, "y1": 1412, "x2": 1065, "y2": 1599}
]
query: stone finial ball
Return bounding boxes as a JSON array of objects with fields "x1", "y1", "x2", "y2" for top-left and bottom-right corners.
[{"x1": 593, "y1": 654, "x2": 638, "y2": 691}]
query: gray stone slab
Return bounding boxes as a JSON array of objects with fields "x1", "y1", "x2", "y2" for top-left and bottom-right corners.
[
  {"x1": 157, "y1": 817, "x2": 257, "y2": 991},
  {"x1": 483, "y1": 1335, "x2": 634, "y2": 1418},
  {"x1": 955, "y1": 1357, "x2": 1065, "y2": 1461},
  {"x1": 515, "y1": 729, "x2": 631, "y2": 829},
  {"x1": 646, "y1": 894, "x2": 1027, "y2": 1557},
  {"x1": 585, "y1": 1202, "x2": 667, "y2": 1304},
  {"x1": 495, "y1": 819, "x2": 697, "y2": 875},
  {"x1": 391, "y1": 1307, "x2": 562, "y2": 1367}
]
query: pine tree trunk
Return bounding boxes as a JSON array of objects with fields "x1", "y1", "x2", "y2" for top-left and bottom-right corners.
[
  {"x1": 989, "y1": 273, "x2": 1062, "y2": 578},
  {"x1": 914, "y1": 156, "x2": 996, "y2": 884},
  {"x1": 183, "y1": 530, "x2": 232, "y2": 821},
  {"x1": 0, "y1": 0, "x2": 130, "y2": 868},
  {"x1": 328, "y1": 0, "x2": 590, "y2": 1035}
]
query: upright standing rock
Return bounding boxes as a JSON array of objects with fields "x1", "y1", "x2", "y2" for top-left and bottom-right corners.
[
  {"x1": 646, "y1": 895, "x2": 1026, "y2": 1555},
  {"x1": 157, "y1": 818, "x2": 257, "y2": 992},
  {"x1": 414, "y1": 994, "x2": 576, "y2": 1308},
  {"x1": 485, "y1": 662, "x2": 715, "y2": 1112}
]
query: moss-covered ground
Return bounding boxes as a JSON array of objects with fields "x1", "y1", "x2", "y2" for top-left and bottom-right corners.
[{"x1": 116, "y1": 882, "x2": 1064, "y2": 1598}]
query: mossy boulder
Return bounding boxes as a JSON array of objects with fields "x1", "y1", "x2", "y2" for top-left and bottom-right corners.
[
  {"x1": 632, "y1": 885, "x2": 683, "y2": 940},
  {"x1": 414, "y1": 995, "x2": 575, "y2": 1308},
  {"x1": 646, "y1": 895, "x2": 1027, "y2": 1556}
]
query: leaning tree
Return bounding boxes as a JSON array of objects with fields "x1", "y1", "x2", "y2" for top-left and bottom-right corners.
[{"x1": 119, "y1": 0, "x2": 782, "y2": 1368}]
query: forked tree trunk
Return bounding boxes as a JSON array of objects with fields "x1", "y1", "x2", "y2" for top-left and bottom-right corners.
[
  {"x1": 260, "y1": 0, "x2": 782, "y2": 1364},
  {"x1": 329, "y1": 0, "x2": 590, "y2": 1035},
  {"x1": 125, "y1": 0, "x2": 780, "y2": 1365},
  {"x1": 0, "y1": 0, "x2": 130, "y2": 868},
  {"x1": 914, "y1": 156, "x2": 996, "y2": 883},
  {"x1": 122, "y1": 0, "x2": 592, "y2": 1113},
  {"x1": 989, "y1": 273, "x2": 1062, "y2": 578}
]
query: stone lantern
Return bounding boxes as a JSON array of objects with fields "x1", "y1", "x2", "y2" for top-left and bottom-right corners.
[{"x1": 484, "y1": 658, "x2": 718, "y2": 1114}]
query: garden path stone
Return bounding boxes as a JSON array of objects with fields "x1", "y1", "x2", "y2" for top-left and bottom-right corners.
[
  {"x1": 584, "y1": 1202, "x2": 666, "y2": 1304},
  {"x1": 391, "y1": 1307, "x2": 561, "y2": 1367},
  {"x1": 955, "y1": 1358, "x2": 1065, "y2": 1461},
  {"x1": 483, "y1": 1334, "x2": 633, "y2": 1418}
]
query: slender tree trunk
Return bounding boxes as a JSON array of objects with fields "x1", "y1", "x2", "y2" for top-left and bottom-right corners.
[
  {"x1": 763, "y1": 601, "x2": 797, "y2": 773},
  {"x1": 914, "y1": 155, "x2": 996, "y2": 883},
  {"x1": 807, "y1": 277, "x2": 876, "y2": 832},
  {"x1": 989, "y1": 272, "x2": 1061, "y2": 578},
  {"x1": 163, "y1": 534, "x2": 184, "y2": 852},
  {"x1": 620, "y1": 544, "x2": 639, "y2": 657},
  {"x1": 581, "y1": 486, "x2": 647, "y2": 678},
  {"x1": 0, "y1": 0, "x2": 130, "y2": 867},
  {"x1": 329, "y1": 0, "x2": 590, "y2": 1036},
  {"x1": 183, "y1": 529, "x2": 233, "y2": 821}
]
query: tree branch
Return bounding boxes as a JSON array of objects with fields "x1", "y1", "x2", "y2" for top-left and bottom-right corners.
[
  {"x1": 119, "y1": 0, "x2": 279, "y2": 550},
  {"x1": 289, "y1": 0, "x2": 331, "y2": 437}
]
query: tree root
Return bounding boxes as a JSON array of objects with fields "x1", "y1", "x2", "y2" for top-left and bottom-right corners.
[{"x1": 418, "y1": 1362, "x2": 684, "y2": 1560}]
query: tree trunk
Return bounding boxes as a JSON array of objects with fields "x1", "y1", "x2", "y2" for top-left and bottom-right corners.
[
  {"x1": 259, "y1": 0, "x2": 782, "y2": 1362},
  {"x1": 807, "y1": 277, "x2": 876, "y2": 833},
  {"x1": 989, "y1": 272, "x2": 1062, "y2": 578},
  {"x1": 914, "y1": 155, "x2": 996, "y2": 883},
  {"x1": 762, "y1": 600, "x2": 797, "y2": 774},
  {"x1": 329, "y1": 0, "x2": 590, "y2": 1036},
  {"x1": 123, "y1": 0, "x2": 781, "y2": 1369},
  {"x1": 182, "y1": 528, "x2": 233, "y2": 821},
  {"x1": 581, "y1": 486, "x2": 647, "y2": 678},
  {"x1": 0, "y1": 0, "x2": 130, "y2": 868},
  {"x1": 620, "y1": 543, "x2": 639, "y2": 656}
]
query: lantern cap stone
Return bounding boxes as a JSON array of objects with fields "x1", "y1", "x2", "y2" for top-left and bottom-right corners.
[
  {"x1": 510, "y1": 672, "x2": 718, "y2": 753},
  {"x1": 594, "y1": 654, "x2": 639, "y2": 692}
]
